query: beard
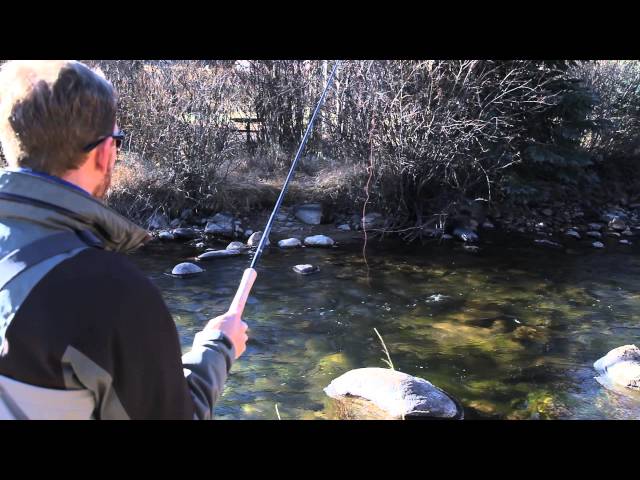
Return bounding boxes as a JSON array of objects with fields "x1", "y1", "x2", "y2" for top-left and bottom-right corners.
[{"x1": 93, "y1": 165, "x2": 113, "y2": 200}]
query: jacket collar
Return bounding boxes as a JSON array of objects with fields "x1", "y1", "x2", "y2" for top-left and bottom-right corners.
[{"x1": 0, "y1": 169, "x2": 150, "y2": 252}]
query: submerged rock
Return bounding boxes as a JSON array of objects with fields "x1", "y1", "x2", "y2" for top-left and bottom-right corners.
[
  {"x1": 197, "y1": 249, "x2": 242, "y2": 260},
  {"x1": 171, "y1": 262, "x2": 204, "y2": 277},
  {"x1": 304, "y1": 235, "x2": 335, "y2": 247},
  {"x1": 586, "y1": 231, "x2": 602, "y2": 239},
  {"x1": 565, "y1": 229, "x2": 581, "y2": 240},
  {"x1": 293, "y1": 264, "x2": 320, "y2": 275},
  {"x1": 324, "y1": 367, "x2": 463, "y2": 420},
  {"x1": 534, "y1": 239, "x2": 562, "y2": 249},
  {"x1": 592, "y1": 241, "x2": 605, "y2": 249},
  {"x1": 594, "y1": 345, "x2": 640, "y2": 393},
  {"x1": 337, "y1": 224, "x2": 351, "y2": 231}
]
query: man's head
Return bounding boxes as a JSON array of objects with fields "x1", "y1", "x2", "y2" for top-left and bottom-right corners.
[{"x1": 0, "y1": 60, "x2": 119, "y2": 198}]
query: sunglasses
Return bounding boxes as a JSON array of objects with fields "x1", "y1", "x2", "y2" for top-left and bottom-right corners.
[{"x1": 82, "y1": 131, "x2": 125, "y2": 153}]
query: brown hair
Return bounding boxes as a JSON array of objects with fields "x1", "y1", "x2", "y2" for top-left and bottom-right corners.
[{"x1": 0, "y1": 60, "x2": 116, "y2": 176}]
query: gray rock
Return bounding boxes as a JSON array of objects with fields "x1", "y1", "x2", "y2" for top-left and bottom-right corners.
[
  {"x1": 158, "y1": 231, "x2": 175, "y2": 241},
  {"x1": 534, "y1": 239, "x2": 562, "y2": 248},
  {"x1": 205, "y1": 222, "x2": 233, "y2": 237},
  {"x1": 294, "y1": 203, "x2": 323, "y2": 225},
  {"x1": 278, "y1": 238, "x2": 302, "y2": 249},
  {"x1": 195, "y1": 242, "x2": 206, "y2": 249},
  {"x1": 609, "y1": 218, "x2": 627, "y2": 231},
  {"x1": 463, "y1": 245, "x2": 480, "y2": 253},
  {"x1": 620, "y1": 239, "x2": 632, "y2": 245},
  {"x1": 586, "y1": 231, "x2": 602, "y2": 239},
  {"x1": 148, "y1": 212, "x2": 170, "y2": 230},
  {"x1": 180, "y1": 208, "x2": 193, "y2": 221},
  {"x1": 607, "y1": 232, "x2": 621, "y2": 238},
  {"x1": 304, "y1": 235, "x2": 335, "y2": 247},
  {"x1": 172, "y1": 227, "x2": 198, "y2": 240},
  {"x1": 169, "y1": 218, "x2": 181, "y2": 228},
  {"x1": 594, "y1": 345, "x2": 640, "y2": 393},
  {"x1": 565, "y1": 229, "x2": 581, "y2": 239},
  {"x1": 226, "y1": 241, "x2": 247, "y2": 250},
  {"x1": 622, "y1": 229, "x2": 634, "y2": 237},
  {"x1": 203, "y1": 213, "x2": 235, "y2": 237},
  {"x1": 171, "y1": 262, "x2": 204, "y2": 277},
  {"x1": 602, "y1": 211, "x2": 628, "y2": 224},
  {"x1": 361, "y1": 212, "x2": 384, "y2": 229},
  {"x1": 452, "y1": 228, "x2": 478, "y2": 243},
  {"x1": 441, "y1": 234, "x2": 453, "y2": 240},
  {"x1": 247, "y1": 231, "x2": 269, "y2": 247},
  {"x1": 293, "y1": 264, "x2": 319, "y2": 275},
  {"x1": 337, "y1": 224, "x2": 351, "y2": 231},
  {"x1": 482, "y1": 221, "x2": 495, "y2": 229},
  {"x1": 542, "y1": 208, "x2": 553, "y2": 217},
  {"x1": 324, "y1": 367, "x2": 462, "y2": 420},
  {"x1": 592, "y1": 241, "x2": 604, "y2": 248},
  {"x1": 197, "y1": 249, "x2": 242, "y2": 260},
  {"x1": 588, "y1": 223, "x2": 604, "y2": 231}
]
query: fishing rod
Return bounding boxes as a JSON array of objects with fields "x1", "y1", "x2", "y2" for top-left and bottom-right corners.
[{"x1": 226, "y1": 60, "x2": 341, "y2": 319}]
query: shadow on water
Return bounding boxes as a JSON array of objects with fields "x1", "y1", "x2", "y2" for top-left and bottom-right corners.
[{"x1": 131, "y1": 234, "x2": 640, "y2": 419}]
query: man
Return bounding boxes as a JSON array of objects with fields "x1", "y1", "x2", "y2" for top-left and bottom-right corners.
[{"x1": 0, "y1": 60, "x2": 248, "y2": 419}]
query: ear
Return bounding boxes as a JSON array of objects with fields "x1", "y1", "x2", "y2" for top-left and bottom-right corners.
[{"x1": 92, "y1": 138, "x2": 113, "y2": 174}]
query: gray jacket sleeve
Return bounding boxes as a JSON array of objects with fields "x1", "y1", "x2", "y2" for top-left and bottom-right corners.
[{"x1": 181, "y1": 329, "x2": 236, "y2": 420}]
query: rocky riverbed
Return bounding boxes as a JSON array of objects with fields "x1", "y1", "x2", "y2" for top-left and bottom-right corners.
[{"x1": 143, "y1": 199, "x2": 640, "y2": 257}]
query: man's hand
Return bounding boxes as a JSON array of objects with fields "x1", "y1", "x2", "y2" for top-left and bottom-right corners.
[{"x1": 204, "y1": 311, "x2": 249, "y2": 359}]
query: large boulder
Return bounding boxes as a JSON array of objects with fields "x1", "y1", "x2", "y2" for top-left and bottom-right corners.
[
  {"x1": 324, "y1": 368, "x2": 463, "y2": 420},
  {"x1": 204, "y1": 212, "x2": 235, "y2": 237},
  {"x1": 594, "y1": 345, "x2": 640, "y2": 393},
  {"x1": 294, "y1": 203, "x2": 324, "y2": 225},
  {"x1": 148, "y1": 212, "x2": 170, "y2": 230}
]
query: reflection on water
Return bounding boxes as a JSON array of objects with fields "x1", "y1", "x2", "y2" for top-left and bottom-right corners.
[{"x1": 131, "y1": 235, "x2": 640, "y2": 420}]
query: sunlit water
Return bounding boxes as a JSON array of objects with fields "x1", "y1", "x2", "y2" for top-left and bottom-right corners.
[{"x1": 130, "y1": 233, "x2": 640, "y2": 420}]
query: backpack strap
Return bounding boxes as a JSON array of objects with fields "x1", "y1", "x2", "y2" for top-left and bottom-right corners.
[
  {"x1": 0, "y1": 230, "x2": 104, "y2": 292},
  {"x1": 0, "y1": 383, "x2": 28, "y2": 420}
]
